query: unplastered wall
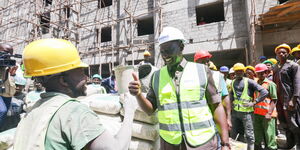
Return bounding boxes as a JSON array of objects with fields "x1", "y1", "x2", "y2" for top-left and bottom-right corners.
[
  {"x1": 0, "y1": 0, "x2": 34, "y2": 55},
  {"x1": 160, "y1": 0, "x2": 249, "y2": 54},
  {"x1": 80, "y1": 0, "x2": 156, "y2": 65}
]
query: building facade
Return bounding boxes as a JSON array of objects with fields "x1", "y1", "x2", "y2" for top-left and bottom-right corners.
[{"x1": 0, "y1": 0, "x2": 299, "y2": 77}]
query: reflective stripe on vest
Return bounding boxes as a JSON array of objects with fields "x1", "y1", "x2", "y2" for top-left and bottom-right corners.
[
  {"x1": 212, "y1": 71, "x2": 223, "y2": 93},
  {"x1": 254, "y1": 80, "x2": 277, "y2": 117},
  {"x1": 232, "y1": 78, "x2": 254, "y2": 112},
  {"x1": 152, "y1": 62, "x2": 216, "y2": 147}
]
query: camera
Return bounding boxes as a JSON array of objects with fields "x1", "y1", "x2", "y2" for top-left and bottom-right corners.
[
  {"x1": 0, "y1": 51, "x2": 22, "y2": 93},
  {"x1": 0, "y1": 51, "x2": 22, "y2": 67}
]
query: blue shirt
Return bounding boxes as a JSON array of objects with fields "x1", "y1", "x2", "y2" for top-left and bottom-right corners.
[
  {"x1": 220, "y1": 77, "x2": 229, "y2": 97},
  {"x1": 101, "y1": 76, "x2": 117, "y2": 94}
]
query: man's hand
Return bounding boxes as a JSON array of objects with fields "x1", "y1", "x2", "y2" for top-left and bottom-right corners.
[
  {"x1": 227, "y1": 119, "x2": 232, "y2": 131},
  {"x1": 265, "y1": 113, "x2": 272, "y2": 120},
  {"x1": 288, "y1": 97, "x2": 296, "y2": 111},
  {"x1": 128, "y1": 73, "x2": 141, "y2": 96},
  {"x1": 221, "y1": 146, "x2": 230, "y2": 150},
  {"x1": 9, "y1": 66, "x2": 18, "y2": 76},
  {"x1": 242, "y1": 102, "x2": 255, "y2": 107}
]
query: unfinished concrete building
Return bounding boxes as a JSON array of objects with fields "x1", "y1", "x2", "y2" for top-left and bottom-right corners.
[{"x1": 0, "y1": 0, "x2": 300, "y2": 77}]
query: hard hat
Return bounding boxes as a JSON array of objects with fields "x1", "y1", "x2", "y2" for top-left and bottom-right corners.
[
  {"x1": 267, "y1": 58, "x2": 277, "y2": 65},
  {"x1": 14, "y1": 75, "x2": 27, "y2": 86},
  {"x1": 23, "y1": 39, "x2": 88, "y2": 77},
  {"x1": 255, "y1": 64, "x2": 268, "y2": 73},
  {"x1": 262, "y1": 60, "x2": 273, "y2": 65},
  {"x1": 291, "y1": 44, "x2": 300, "y2": 55},
  {"x1": 233, "y1": 63, "x2": 245, "y2": 71},
  {"x1": 194, "y1": 50, "x2": 212, "y2": 62},
  {"x1": 143, "y1": 50, "x2": 151, "y2": 56},
  {"x1": 244, "y1": 65, "x2": 255, "y2": 72},
  {"x1": 208, "y1": 62, "x2": 217, "y2": 71},
  {"x1": 259, "y1": 56, "x2": 267, "y2": 60},
  {"x1": 220, "y1": 66, "x2": 229, "y2": 73},
  {"x1": 229, "y1": 67, "x2": 235, "y2": 74},
  {"x1": 158, "y1": 27, "x2": 187, "y2": 45},
  {"x1": 275, "y1": 43, "x2": 291, "y2": 53},
  {"x1": 92, "y1": 74, "x2": 102, "y2": 80}
]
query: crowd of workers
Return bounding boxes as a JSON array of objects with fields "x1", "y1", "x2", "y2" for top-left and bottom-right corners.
[{"x1": 0, "y1": 26, "x2": 298, "y2": 150}]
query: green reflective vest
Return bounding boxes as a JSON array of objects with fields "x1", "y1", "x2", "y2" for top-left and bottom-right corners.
[
  {"x1": 232, "y1": 77, "x2": 254, "y2": 112},
  {"x1": 152, "y1": 62, "x2": 216, "y2": 147}
]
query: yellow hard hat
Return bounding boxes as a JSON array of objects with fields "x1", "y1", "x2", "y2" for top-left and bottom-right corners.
[
  {"x1": 244, "y1": 65, "x2": 255, "y2": 72},
  {"x1": 143, "y1": 50, "x2": 151, "y2": 56},
  {"x1": 291, "y1": 44, "x2": 300, "y2": 55},
  {"x1": 23, "y1": 39, "x2": 88, "y2": 77},
  {"x1": 275, "y1": 43, "x2": 291, "y2": 53},
  {"x1": 233, "y1": 63, "x2": 245, "y2": 71},
  {"x1": 267, "y1": 58, "x2": 277, "y2": 65},
  {"x1": 208, "y1": 61, "x2": 217, "y2": 71}
]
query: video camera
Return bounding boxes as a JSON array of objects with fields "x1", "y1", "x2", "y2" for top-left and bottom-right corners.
[
  {"x1": 0, "y1": 51, "x2": 22, "y2": 94},
  {"x1": 0, "y1": 51, "x2": 22, "y2": 67}
]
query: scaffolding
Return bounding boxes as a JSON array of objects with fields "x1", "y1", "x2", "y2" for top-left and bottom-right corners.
[{"x1": 0, "y1": 0, "x2": 162, "y2": 75}]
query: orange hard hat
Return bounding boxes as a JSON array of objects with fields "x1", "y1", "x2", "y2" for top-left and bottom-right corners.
[
  {"x1": 194, "y1": 50, "x2": 212, "y2": 62},
  {"x1": 255, "y1": 64, "x2": 268, "y2": 73}
]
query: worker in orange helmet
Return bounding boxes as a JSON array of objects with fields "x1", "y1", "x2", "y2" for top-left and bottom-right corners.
[
  {"x1": 194, "y1": 50, "x2": 232, "y2": 131},
  {"x1": 253, "y1": 63, "x2": 278, "y2": 150},
  {"x1": 194, "y1": 50, "x2": 212, "y2": 65}
]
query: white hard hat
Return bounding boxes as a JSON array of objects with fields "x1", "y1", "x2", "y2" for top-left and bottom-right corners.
[
  {"x1": 158, "y1": 27, "x2": 187, "y2": 45},
  {"x1": 14, "y1": 75, "x2": 27, "y2": 86},
  {"x1": 229, "y1": 67, "x2": 235, "y2": 74}
]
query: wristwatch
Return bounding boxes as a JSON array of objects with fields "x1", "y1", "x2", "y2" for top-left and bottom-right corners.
[{"x1": 221, "y1": 142, "x2": 230, "y2": 147}]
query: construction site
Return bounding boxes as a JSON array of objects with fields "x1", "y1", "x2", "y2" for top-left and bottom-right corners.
[{"x1": 0, "y1": 0, "x2": 300, "y2": 77}]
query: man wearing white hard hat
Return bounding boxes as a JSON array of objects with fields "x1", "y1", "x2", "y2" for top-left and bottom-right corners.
[{"x1": 129, "y1": 27, "x2": 230, "y2": 150}]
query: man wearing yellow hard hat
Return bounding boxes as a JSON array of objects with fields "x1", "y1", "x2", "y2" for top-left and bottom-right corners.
[
  {"x1": 14, "y1": 39, "x2": 137, "y2": 150},
  {"x1": 230, "y1": 63, "x2": 268, "y2": 150},
  {"x1": 273, "y1": 43, "x2": 300, "y2": 149},
  {"x1": 291, "y1": 44, "x2": 300, "y2": 65},
  {"x1": 244, "y1": 65, "x2": 256, "y2": 80},
  {"x1": 138, "y1": 50, "x2": 152, "y2": 66}
]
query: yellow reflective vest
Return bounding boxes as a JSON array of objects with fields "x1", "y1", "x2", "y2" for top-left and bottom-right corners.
[
  {"x1": 152, "y1": 62, "x2": 216, "y2": 147},
  {"x1": 232, "y1": 77, "x2": 254, "y2": 112}
]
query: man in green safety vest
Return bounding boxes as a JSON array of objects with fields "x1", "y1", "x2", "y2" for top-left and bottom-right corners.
[
  {"x1": 129, "y1": 27, "x2": 230, "y2": 150},
  {"x1": 230, "y1": 63, "x2": 268, "y2": 150}
]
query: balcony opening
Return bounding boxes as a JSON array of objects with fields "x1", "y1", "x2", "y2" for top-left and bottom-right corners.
[
  {"x1": 101, "y1": 27, "x2": 112, "y2": 42},
  {"x1": 98, "y1": 0, "x2": 112, "y2": 8},
  {"x1": 137, "y1": 16, "x2": 154, "y2": 36},
  {"x1": 196, "y1": 1, "x2": 225, "y2": 25}
]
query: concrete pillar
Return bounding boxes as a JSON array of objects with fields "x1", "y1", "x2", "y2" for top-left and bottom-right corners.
[
  {"x1": 153, "y1": 0, "x2": 163, "y2": 68},
  {"x1": 244, "y1": 0, "x2": 264, "y2": 65}
]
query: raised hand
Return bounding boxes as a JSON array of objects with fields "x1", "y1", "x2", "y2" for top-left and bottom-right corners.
[{"x1": 128, "y1": 73, "x2": 141, "y2": 96}]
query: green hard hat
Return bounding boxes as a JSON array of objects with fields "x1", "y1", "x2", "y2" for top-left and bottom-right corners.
[{"x1": 92, "y1": 74, "x2": 102, "y2": 80}]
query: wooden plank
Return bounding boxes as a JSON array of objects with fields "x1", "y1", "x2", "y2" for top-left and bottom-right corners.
[
  {"x1": 260, "y1": 9, "x2": 281, "y2": 17},
  {"x1": 277, "y1": 4, "x2": 300, "y2": 17},
  {"x1": 261, "y1": 13, "x2": 300, "y2": 25},
  {"x1": 262, "y1": 11, "x2": 300, "y2": 22},
  {"x1": 270, "y1": 0, "x2": 300, "y2": 11},
  {"x1": 260, "y1": 6, "x2": 300, "y2": 22}
]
